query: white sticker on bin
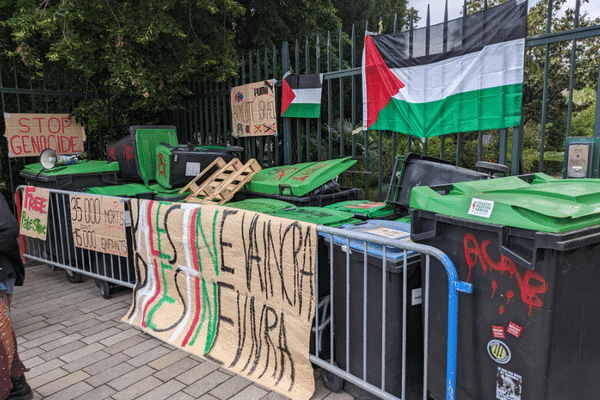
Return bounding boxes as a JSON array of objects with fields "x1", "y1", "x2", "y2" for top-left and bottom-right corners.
[
  {"x1": 468, "y1": 198, "x2": 494, "y2": 218},
  {"x1": 185, "y1": 162, "x2": 202, "y2": 176},
  {"x1": 412, "y1": 288, "x2": 422, "y2": 305},
  {"x1": 365, "y1": 227, "x2": 411, "y2": 240}
]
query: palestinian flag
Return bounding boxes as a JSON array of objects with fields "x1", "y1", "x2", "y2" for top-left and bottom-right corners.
[
  {"x1": 362, "y1": 0, "x2": 527, "y2": 138},
  {"x1": 281, "y1": 73, "x2": 323, "y2": 118}
]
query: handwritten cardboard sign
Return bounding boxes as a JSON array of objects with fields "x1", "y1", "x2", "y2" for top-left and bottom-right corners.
[
  {"x1": 20, "y1": 186, "x2": 50, "y2": 240},
  {"x1": 230, "y1": 80, "x2": 277, "y2": 137},
  {"x1": 4, "y1": 113, "x2": 86, "y2": 157},
  {"x1": 69, "y1": 194, "x2": 127, "y2": 257},
  {"x1": 124, "y1": 200, "x2": 317, "y2": 400}
]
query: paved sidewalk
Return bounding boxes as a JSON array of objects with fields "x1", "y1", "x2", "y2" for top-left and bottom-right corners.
[{"x1": 12, "y1": 263, "x2": 354, "y2": 400}]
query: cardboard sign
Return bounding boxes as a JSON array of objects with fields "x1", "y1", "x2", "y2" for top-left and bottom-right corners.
[
  {"x1": 69, "y1": 194, "x2": 127, "y2": 257},
  {"x1": 4, "y1": 113, "x2": 86, "y2": 157},
  {"x1": 20, "y1": 186, "x2": 50, "y2": 240},
  {"x1": 230, "y1": 80, "x2": 277, "y2": 137},
  {"x1": 124, "y1": 200, "x2": 317, "y2": 400}
]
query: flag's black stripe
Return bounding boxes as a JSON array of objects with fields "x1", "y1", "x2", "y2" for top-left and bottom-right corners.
[
  {"x1": 285, "y1": 73, "x2": 322, "y2": 90},
  {"x1": 371, "y1": 0, "x2": 526, "y2": 69}
]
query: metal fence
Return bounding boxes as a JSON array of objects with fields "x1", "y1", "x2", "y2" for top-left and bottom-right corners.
[
  {"x1": 172, "y1": 0, "x2": 600, "y2": 200},
  {"x1": 16, "y1": 186, "x2": 473, "y2": 400},
  {"x1": 2, "y1": 1, "x2": 599, "y2": 201}
]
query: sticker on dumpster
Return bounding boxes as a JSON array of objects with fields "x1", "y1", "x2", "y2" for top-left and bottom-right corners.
[
  {"x1": 185, "y1": 162, "x2": 201, "y2": 176},
  {"x1": 492, "y1": 325, "x2": 505, "y2": 339},
  {"x1": 487, "y1": 339, "x2": 511, "y2": 364},
  {"x1": 507, "y1": 322, "x2": 523, "y2": 338},
  {"x1": 365, "y1": 227, "x2": 410, "y2": 240},
  {"x1": 468, "y1": 198, "x2": 494, "y2": 218},
  {"x1": 411, "y1": 288, "x2": 422, "y2": 305},
  {"x1": 496, "y1": 367, "x2": 522, "y2": 400}
]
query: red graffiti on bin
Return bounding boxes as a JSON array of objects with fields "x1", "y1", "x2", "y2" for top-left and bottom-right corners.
[{"x1": 463, "y1": 233, "x2": 548, "y2": 316}]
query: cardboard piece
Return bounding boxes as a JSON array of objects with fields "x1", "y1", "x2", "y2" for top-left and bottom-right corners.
[
  {"x1": 3, "y1": 113, "x2": 86, "y2": 157},
  {"x1": 20, "y1": 186, "x2": 50, "y2": 240},
  {"x1": 230, "y1": 80, "x2": 277, "y2": 137},
  {"x1": 69, "y1": 194, "x2": 127, "y2": 257},
  {"x1": 123, "y1": 200, "x2": 317, "y2": 400}
]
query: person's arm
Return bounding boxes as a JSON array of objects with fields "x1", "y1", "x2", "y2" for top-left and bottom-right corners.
[{"x1": 0, "y1": 194, "x2": 19, "y2": 253}]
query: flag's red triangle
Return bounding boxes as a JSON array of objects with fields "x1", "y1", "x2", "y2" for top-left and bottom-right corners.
[
  {"x1": 281, "y1": 78, "x2": 296, "y2": 116},
  {"x1": 365, "y1": 35, "x2": 405, "y2": 129}
]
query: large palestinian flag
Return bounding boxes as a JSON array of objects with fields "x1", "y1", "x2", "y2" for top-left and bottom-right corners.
[
  {"x1": 281, "y1": 73, "x2": 323, "y2": 118},
  {"x1": 362, "y1": 0, "x2": 527, "y2": 138}
]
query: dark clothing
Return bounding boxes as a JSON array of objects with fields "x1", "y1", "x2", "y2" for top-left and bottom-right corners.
[{"x1": 0, "y1": 194, "x2": 24, "y2": 286}]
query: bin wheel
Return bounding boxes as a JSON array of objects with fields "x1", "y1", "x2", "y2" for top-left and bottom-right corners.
[
  {"x1": 322, "y1": 363, "x2": 343, "y2": 393},
  {"x1": 95, "y1": 279, "x2": 111, "y2": 299},
  {"x1": 65, "y1": 270, "x2": 83, "y2": 283}
]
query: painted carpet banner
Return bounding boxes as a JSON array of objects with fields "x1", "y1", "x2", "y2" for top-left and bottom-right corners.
[
  {"x1": 281, "y1": 73, "x2": 323, "y2": 118},
  {"x1": 362, "y1": 0, "x2": 527, "y2": 138},
  {"x1": 123, "y1": 200, "x2": 317, "y2": 400}
]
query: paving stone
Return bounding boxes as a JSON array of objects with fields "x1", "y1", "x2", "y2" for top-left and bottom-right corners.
[
  {"x1": 177, "y1": 359, "x2": 220, "y2": 385},
  {"x1": 27, "y1": 359, "x2": 66, "y2": 379},
  {"x1": 27, "y1": 367, "x2": 69, "y2": 389},
  {"x1": 108, "y1": 365, "x2": 155, "y2": 391},
  {"x1": 209, "y1": 374, "x2": 253, "y2": 399},
  {"x1": 84, "y1": 361, "x2": 135, "y2": 388},
  {"x1": 148, "y1": 349, "x2": 190, "y2": 370},
  {"x1": 59, "y1": 342, "x2": 105, "y2": 363},
  {"x1": 40, "y1": 333, "x2": 84, "y2": 351},
  {"x1": 81, "y1": 327, "x2": 122, "y2": 345},
  {"x1": 135, "y1": 379, "x2": 187, "y2": 400},
  {"x1": 103, "y1": 334, "x2": 146, "y2": 355},
  {"x1": 72, "y1": 384, "x2": 116, "y2": 400},
  {"x1": 184, "y1": 370, "x2": 230, "y2": 398},
  {"x1": 228, "y1": 384, "x2": 268, "y2": 400},
  {"x1": 82, "y1": 352, "x2": 130, "y2": 375},
  {"x1": 39, "y1": 339, "x2": 87, "y2": 361},
  {"x1": 63, "y1": 350, "x2": 111, "y2": 373},
  {"x1": 126, "y1": 344, "x2": 171, "y2": 367},
  {"x1": 99, "y1": 327, "x2": 141, "y2": 347},
  {"x1": 122, "y1": 336, "x2": 164, "y2": 357},
  {"x1": 154, "y1": 357, "x2": 201, "y2": 382},
  {"x1": 44, "y1": 380, "x2": 94, "y2": 399},
  {"x1": 111, "y1": 375, "x2": 162, "y2": 400}
]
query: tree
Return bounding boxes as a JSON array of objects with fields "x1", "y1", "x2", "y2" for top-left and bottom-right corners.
[
  {"x1": 233, "y1": 0, "x2": 342, "y2": 50},
  {"x1": 1, "y1": 0, "x2": 245, "y2": 122}
]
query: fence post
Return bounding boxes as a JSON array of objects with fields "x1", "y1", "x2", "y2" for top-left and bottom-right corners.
[
  {"x1": 282, "y1": 42, "x2": 292, "y2": 165},
  {"x1": 595, "y1": 61, "x2": 600, "y2": 139}
]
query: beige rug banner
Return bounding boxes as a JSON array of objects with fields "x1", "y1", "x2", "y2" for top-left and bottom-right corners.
[{"x1": 123, "y1": 200, "x2": 317, "y2": 400}]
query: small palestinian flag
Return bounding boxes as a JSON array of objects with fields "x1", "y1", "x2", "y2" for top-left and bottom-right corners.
[
  {"x1": 362, "y1": 0, "x2": 527, "y2": 138},
  {"x1": 281, "y1": 73, "x2": 323, "y2": 118}
]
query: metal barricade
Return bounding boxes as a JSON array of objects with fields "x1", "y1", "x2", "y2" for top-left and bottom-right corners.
[
  {"x1": 17, "y1": 186, "x2": 135, "y2": 297},
  {"x1": 313, "y1": 225, "x2": 472, "y2": 400},
  {"x1": 17, "y1": 186, "x2": 471, "y2": 399}
]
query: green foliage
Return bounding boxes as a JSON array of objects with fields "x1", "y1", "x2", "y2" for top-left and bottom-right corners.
[
  {"x1": 235, "y1": 0, "x2": 342, "y2": 50},
  {"x1": 570, "y1": 90, "x2": 597, "y2": 137}
]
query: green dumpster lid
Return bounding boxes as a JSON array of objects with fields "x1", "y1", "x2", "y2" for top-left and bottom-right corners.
[
  {"x1": 133, "y1": 126, "x2": 178, "y2": 186},
  {"x1": 324, "y1": 200, "x2": 395, "y2": 218},
  {"x1": 22, "y1": 160, "x2": 119, "y2": 175},
  {"x1": 85, "y1": 183, "x2": 152, "y2": 197},
  {"x1": 409, "y1": 173, "x2": 600, "y2": 233},
  {"x1": 267, "y1": 206, "x2": 360, "y2": 227},
  {"x1": 226, "y1": 198, "x2": 296, "y2": 213},
  {"x1": 245, "y1": 157, "x2": 357, "y2": 197}
]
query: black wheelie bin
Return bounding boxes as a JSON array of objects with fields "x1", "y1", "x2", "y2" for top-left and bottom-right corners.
[{"x1": 410, "y1": 173, "x2": 600, "y2": 400}]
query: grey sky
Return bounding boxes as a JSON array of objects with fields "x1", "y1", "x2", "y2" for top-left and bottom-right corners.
[{"x1": 407, "y1": 0, "x2": 599, "y2": 27}]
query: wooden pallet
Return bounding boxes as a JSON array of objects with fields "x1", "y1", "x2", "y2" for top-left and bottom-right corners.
[{"x1": 179, "y1": 157, "x2": 261, "y2": 205}]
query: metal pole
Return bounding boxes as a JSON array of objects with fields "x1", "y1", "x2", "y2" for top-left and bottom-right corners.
[
  {"x1": 565, "y1": 0, "x2": 581, "y2": 138},
  {"x1": 539, "y1": 0, "x2": 553, "y2": 171},
  {"x1": 594, "y1": 60, "x2": 600, "y2": 139}
]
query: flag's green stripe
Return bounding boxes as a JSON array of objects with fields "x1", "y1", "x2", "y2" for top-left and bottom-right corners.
[
  {"x1": 282, "y1": 103, "x2": 321, "y2": 118},
  {"x1": 370, "y1": 83, "x2": 522, "y2": 138}
]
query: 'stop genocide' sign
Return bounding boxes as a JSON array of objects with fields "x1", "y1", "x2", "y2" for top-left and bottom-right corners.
[
  {"x1": 230, "y1": 80, "x2": 277, "y2": 137},
  {"x1": 4, "y1": 113, "x2": 86, "y2": 157}
]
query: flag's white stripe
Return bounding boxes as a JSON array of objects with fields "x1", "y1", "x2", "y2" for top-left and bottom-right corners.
[
  {"x1": 291, "y1": 88, "x2": 322, "y2": 105},
  {"x1": 391, "y1": 38, "x2": 524, "y2": 104}
]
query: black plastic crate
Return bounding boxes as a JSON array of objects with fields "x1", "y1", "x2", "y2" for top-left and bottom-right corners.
[
  {"x1": 20, "y1": 161, "x2": 119, "y2": 191},
  {"x1": 233, "y1": 187, "x2": 361, "y2": 207},
  {"x1": 386, "y1": 153, "x2": 488, "y2": 214}
]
